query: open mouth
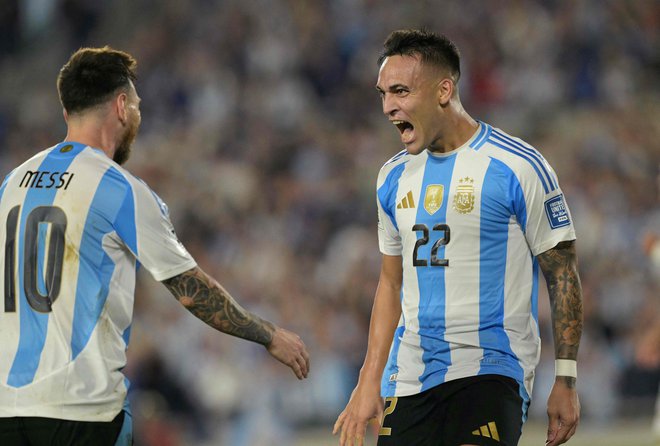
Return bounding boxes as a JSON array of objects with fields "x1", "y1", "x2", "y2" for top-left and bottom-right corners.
[
  {"x1": 392, "y1": 120, "x2": 413, "y2": 133},
  {"x1": 392, "y1": 120, "x2": 414, "y2": 143}
]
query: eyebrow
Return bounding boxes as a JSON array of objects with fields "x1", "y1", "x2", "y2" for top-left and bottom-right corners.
[{"x1": 375, "y1": 83, "x2": 408, "y2": 93}]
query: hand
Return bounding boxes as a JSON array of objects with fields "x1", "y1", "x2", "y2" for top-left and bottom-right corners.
[
  {"x1": 546, "y1": 377, "x2": 580, "y2": 446},
  {"x1": 333, "y1": 382, "x2": 384, "y2": 446},
  {"x1": 266, "y1": 327, "x2": 310, "y2": 380}
]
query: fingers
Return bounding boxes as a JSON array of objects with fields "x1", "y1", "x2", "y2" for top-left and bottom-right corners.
[
  {"x1": 298, "y1": 355, "x2": 309, "y2": 379},
  {"x1": 546, "y1": 414, "x2": 560, "y2": 445},
  {"x1": 341, "y1": 421, "x2": 364, "y2": 446},
  {"x1": 293, "y1": 339, "x2": 309, "y2": 379},
  {"x1": 332, "y1": 411, "x2": 345, "y2": 435},
  {"x1": 302, "y1": 345, "x2": 311, "y2": 374},
  {"x1": 296, "y1": 343, "x2": 310, "y2": 379},
  {"x1": 565, "y1": 422, "x2": 578, "y2": 442},
  {"x1": 270, "y1": 328, "x2": 310, "y2": 379},
  {"x1": 333, "y1": 411, "x2": 367, "y2": 446},
  {"x1": 546, "y1": 419, "x2": 577, "y2": 446},
  {"x1": 291, "y1": 361, "x2": 304, "y2": 380},
  {"x1": 340, "y1": 420, "x2": 349, "y2": 446}
]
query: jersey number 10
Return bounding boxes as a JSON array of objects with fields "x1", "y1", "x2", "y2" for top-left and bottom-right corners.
[{"x1": 4, "y1": 205, "x2": 67, "y2": 313}]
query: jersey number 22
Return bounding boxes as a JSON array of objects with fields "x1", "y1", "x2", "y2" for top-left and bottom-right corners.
[{"x1": 412, "y1": 223, "x2": 450, "y2": 267}]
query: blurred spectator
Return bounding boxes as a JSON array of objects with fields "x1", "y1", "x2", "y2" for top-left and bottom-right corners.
[{"x1": 1, "y1": 1, "x2": 658, "y2": 444}]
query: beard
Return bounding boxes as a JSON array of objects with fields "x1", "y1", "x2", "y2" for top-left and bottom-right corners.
[{"x1": 113, "y1": 118, "x2": 139, "y2": 165}]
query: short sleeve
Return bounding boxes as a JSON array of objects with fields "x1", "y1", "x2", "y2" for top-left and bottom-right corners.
[
  {"x1": 511, "y1": 161, "x2": 576, "y2": 256},
  {"x1": 116, "y1": 180, "x2": 196, "y2": 281},
  {"x1": 376, "y1": 166, "x2": 403, "y2": 256}
]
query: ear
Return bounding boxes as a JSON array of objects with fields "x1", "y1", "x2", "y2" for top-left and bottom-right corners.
[
  {"x1": 63, "y1": 109, "x2": 69, "y2": 123},
  {"x1": 115, "y1": 92, "x2": 128, "y2": 125},
  {"x1": 436, "y1": 78, "x2": 454, "y2": 106}
]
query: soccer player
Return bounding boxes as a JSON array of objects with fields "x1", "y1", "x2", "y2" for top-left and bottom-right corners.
[
  {"x1": 333, "y1": 29, "x2": 582, "y2": 446},
  {"x1": 0, "y1": 47, "x2": 310, "y2": 446}
]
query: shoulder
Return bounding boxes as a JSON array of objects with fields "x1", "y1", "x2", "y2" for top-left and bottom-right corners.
[
  {"x1": 474, "y1": 124, "x2": 559, "y2": 193},
  {"x1": 5, "y1": 147, "x2": 53, "y2": 175},
  {"x1": 83, "y1": 150, "x2": 139, "y2": 191},
  {"x1": 79, "y1": 149, "x2": 166, "y2": 209},
  {"x1": 1, "y1": 146, "x2": 70, "y2": 189},
  {"x1": 84, "y1": 150, "x2": 149, "y2": 191},
  {"x1": 377, "y1": 149, "x2": 414, "y2": 186},
  {"x1": 380, "y1": 149, "x2": 409, "y2": 172},
  {"x1": 109, "y1": 164, "x2": 170, "y2": 216}
]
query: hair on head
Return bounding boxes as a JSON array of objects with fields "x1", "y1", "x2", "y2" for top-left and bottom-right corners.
[
  {"x1": 378, "y1": 29, "x2": 461, "y2": 82},
  {"x1": 57, "y1": 46, "x2": 137, "y2": 114}
]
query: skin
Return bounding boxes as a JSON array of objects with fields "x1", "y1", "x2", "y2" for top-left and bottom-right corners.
[
  {"x1": 163, "y1": 266, "x2": 310, "y2": 379},
  {"x1": 375, "y1": 54, "x2": 478, "y2": 155},
  {"x1": 333, "y1": 254, "x2": 401, "y2": 446},
  {"x1": 334, "y1": 54, "x2": 583, "y2": 446},
  {"x1": 63, "y1": 80, "x2": 142, "y2": 165},
  {"x1": 62, "y1": 79, "x2": 310, "y2": 380},
  {"x1": 537, "y1": 240, "x2": 583, "y2": 446}
]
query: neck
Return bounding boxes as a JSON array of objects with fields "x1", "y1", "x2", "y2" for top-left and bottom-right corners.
[
  {"x1": 64, "y1": 115, "x2": 117, "y2": 160},
  {"x1": 428, "y1": 104, "x2": 479, "y2": 154}
]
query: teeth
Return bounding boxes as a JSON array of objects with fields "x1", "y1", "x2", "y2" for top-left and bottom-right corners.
[{"x1": 392, "y1": 120, "x2": 404, "y2": 125}]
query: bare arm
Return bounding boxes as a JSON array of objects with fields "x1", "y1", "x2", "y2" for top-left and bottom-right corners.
[
  {"x1": 537, "y1": 240, "x2": 583, "y2": 446},
  {"x1": 334, "y1": 254, "x2": 403, "y2": 446},
  {"x1": 162, "y1": 266, "x2": 309, "y2": 379},
  {"x1": 537, "y1": 240, "x2": 583, "y2": 379},
  {"x1": 358, "y1": 254, "x2": 403, "y2": 385},
  {"x1": 162, "y1": 266, "x2": 275, "y2": 344}
]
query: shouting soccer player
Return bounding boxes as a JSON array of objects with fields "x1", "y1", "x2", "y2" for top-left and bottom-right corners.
[
  {"x1": 334, "y1": 29, "x2": 582, "y2": 446},
  {"x1": 0, "y1": 47, "x2": 309, "y2": 445}
]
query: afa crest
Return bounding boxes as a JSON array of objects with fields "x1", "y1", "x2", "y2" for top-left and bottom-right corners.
[
  {"x1": 423, "y1": 184, "x2": 444, "y2": 215},
  {"x1": 453, "y1": 177, "x2": 475, "y2": 214}
]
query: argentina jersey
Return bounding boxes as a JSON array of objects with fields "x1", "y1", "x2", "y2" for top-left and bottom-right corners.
[
  {"x1": 0, "y1": 142, "x2": 196, "y2": 421},
  {"x1": 376, "y1": 122, "x2": 575, "y2": 414}
]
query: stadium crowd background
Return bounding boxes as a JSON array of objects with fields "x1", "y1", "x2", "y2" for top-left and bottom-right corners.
[{"x1": 0, "y1": 1, "x2": 658, "y2": 444}]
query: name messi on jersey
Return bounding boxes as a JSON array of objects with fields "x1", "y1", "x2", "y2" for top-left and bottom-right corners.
[{"x1": 19, "y1": 170, "x2": 75, "y2": 190}]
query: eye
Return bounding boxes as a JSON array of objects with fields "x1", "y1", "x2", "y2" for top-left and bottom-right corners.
[{"x1": 395, "y1": 88, "x2": 408, "y2": 95}]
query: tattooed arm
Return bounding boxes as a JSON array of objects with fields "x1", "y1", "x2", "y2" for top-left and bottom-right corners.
[
  {"x1": 162, "y1": 266, "x2": 310, "y2": 379},
  {"x1": 163, "y1": 266, "x2": 275, "y2": 344},
  {"x1": 537, "y1": 240, "x2": 583, "y2": 381},
  {"x1": 537, "y1": 240, "x2": 583, "y2": 446}
]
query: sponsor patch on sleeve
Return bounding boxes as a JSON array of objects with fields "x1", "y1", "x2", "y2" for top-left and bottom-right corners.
[{"x1": 544, "y1": 194, "x2": 571, "y2": 229}]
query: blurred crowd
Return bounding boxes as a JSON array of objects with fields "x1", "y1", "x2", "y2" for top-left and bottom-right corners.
[{"x1": 0, "y1": 0, "x2": 658, "y2": 444}]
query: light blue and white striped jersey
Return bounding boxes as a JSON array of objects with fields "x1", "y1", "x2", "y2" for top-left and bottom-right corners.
[
  {"x1": 0, "y1": 142, "x2": 196, "y2": 421},
  {"x1": 377, "y1": 122, "x2": 575, "y2": 410}
]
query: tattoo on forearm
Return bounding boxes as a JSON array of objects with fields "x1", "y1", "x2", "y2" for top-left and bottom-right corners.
[
  {"x1": 162, "y1": 268, "x2": 274, "y2": 345},
  {"x1": 537, "y1": 241, "x2": 583, "y2": 361}
]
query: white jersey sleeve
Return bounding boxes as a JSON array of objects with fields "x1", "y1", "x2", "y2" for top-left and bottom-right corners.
[
  {"x1": 376, "y1": 152, "x2": 407, "y2": 256},
  {"x1": 122, "y1": 177, "x2": 196, "y2": 281},
  {"x1": 0, "y1": 143, "x2": 197, "y2": 422},
  {"x1": 517, "y1": 177, "x2": 575, "y2": 256},
  {"x1": 478, "y1": 126, "x2": 576, "y2": 256}
]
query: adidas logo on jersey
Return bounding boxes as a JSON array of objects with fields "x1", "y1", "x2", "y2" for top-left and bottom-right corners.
[
  {"x1": 396, "y1": 191, "x2": 415, "y2": 209},
  {"x1": 472, "y1": 421, "x2": 500, "y2": 442}
]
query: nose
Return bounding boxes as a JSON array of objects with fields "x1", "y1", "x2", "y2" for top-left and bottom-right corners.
[{"x1": 382, "y1": 93, "x2": 398, "y2": 117}]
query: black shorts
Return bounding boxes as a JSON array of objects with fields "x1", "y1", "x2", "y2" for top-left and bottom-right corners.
[
  {"x1": 378, "y1": 374, "x2": 525, "y2": 446},
  {"x1": 0, "y1": 410, "x2": 126, "y2": 446}
]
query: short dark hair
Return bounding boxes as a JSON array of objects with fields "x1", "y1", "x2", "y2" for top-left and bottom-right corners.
[
  {"x1": 57, "y1": 46, "x2": 137, "y2": 114},
  {"x1": 378, "y1": 29, "x2": 461, "y2": 83}
]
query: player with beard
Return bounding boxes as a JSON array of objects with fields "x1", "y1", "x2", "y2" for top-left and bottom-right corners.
[{"x1": 0, "y1": 47, "x2": 310, "y2": 446}]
